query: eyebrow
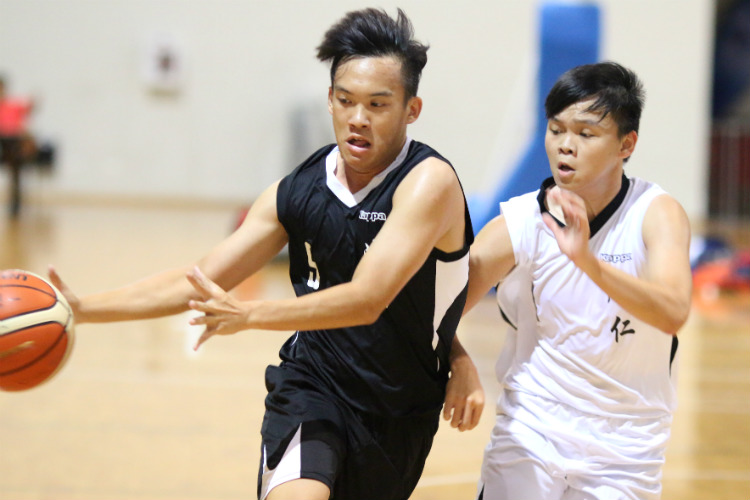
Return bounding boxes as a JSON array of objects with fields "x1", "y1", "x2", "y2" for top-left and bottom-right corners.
[
  {"x1": 551, "y1": 116, "x2": 604, "y2": 126},
  {"x1": 334, "y1": 85, "x2": 394, "y2": 98}
]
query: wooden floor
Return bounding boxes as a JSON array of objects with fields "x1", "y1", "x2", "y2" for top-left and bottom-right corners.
[{"x1": 1, "y1": 198, "x2": 748, "y2": 500}]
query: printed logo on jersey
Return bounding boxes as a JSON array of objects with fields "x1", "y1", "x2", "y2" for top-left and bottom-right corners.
[
  {"x1": 611, "y1": 315, "x2": 636, "y2": 342},
  {"x1": 359, "y1": 210, "x2": 386, "y2": 222},
  {"x1": 600, "y1": 253, "x2": 633, "y2": 264}
]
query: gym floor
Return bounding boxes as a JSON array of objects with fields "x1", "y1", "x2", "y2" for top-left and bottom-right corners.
[{"x1": 0, "y1": 198, "x2": 748, "y2": 500}]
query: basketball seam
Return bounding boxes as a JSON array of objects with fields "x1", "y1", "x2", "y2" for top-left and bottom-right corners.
[
  {"x1": 0, "y1": 283, "x2": 57, "y2": 299},
  {"x1": 0, "y1": 321, "x2": 67, "y2": 376},
  {"x1": 0, "y1": 297, "x2": 60, "y2": 322}
]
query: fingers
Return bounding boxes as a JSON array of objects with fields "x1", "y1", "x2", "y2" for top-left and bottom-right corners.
[
  {"x1": 47, "y1": 265, "x2": 65, "y2": 291},
  {"x1": 187, "y1": 267, "x2": 218, "y2": 351},
  {"x1": 461, "y1": 394, "x2": 484, "y2": 430},
  {"x1": 451, "y1": 402, "x2": 465, "y2": 430},
  {"x1": 186, "y1": 266, "x2": 216, "y2": 300},
  {"x1": 47, "y1": 265, "x2": 80, "y2": 316},
  {"x1": 443, "y1": 395, "x2": 484, "y2": 431},
  {"x1": 542, "y1": 212, "x2": 561, "y2": 235},
  {"x1": 442, "y1": 400, "x2": 453, "y2": 422},
  {"x1": 193, "y1": 329, "x2": 214, "y2": 351}
]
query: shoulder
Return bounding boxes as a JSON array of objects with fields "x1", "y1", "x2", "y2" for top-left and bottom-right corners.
[
  {"x1": 393, "y1": 140, "x2": 458, "y2": 195},
  {"x1": 500, "y1": 190, "x2": 542, "y2": 223},
  {"x1": 624, "y1": 177, "x2": 685, "y2": 223},
  {"x1": 395, "y1": 155, "x2": 461, "y2": 204},
  {"x1": 407, "y1": 140, "x2": 449, "y2": 163},
  {"x1": 641, "y1": 192, "x2": 690, "y2": 247},
  {"x1": 285, "y1": 144, "x2": 336, "y2": 177},
  {"x1": 643, "y1": 193, "x2": 689, "y2": 226},
  {"x1": 278, "y1": 144, "x2": 335, "y2": 195}
]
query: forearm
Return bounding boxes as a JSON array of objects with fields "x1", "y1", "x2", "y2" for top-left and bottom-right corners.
[
  {"x1": 449, "y1": 335, "x2": 470, "y2": 364},
  {"x1": 241, "y1": 280, "x2": 383, "y2": 332},
  {"x1": 78, "y1": 267, "x2": 196, "y2": 323},
  {"x1": 577, "y1": 256, "x2": 690, "y2": 334},
  {"x1": 448, "y1": 335, "x2": 480, "y2": 380}
]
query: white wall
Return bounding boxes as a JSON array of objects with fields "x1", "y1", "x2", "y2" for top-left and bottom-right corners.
[{"x1": 0, "y1": 0, "x2": 713, "y2": 219}]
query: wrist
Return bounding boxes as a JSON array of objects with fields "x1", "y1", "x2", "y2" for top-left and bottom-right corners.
[{"x1": 575, "y1": 251, "x2": 600, "y2": 279}]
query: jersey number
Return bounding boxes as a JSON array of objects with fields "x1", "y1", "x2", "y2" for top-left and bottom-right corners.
[{"x1": 304, "y1": 242, "x2": 320, "y2": 290}]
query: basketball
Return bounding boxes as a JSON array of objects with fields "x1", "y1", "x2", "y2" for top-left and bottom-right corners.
[{"x1": 0, "y1": 269, "x2": 75, "y2": 391}]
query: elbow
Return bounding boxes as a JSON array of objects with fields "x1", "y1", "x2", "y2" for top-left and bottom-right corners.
[
  {"x1": 660, "y1": 303, "x2": 691, "y2": 335},
  {"x1": 345, "y1": 284, "x2": 390, "y2": 326},
  {"x1": 343, "y1": 275, "x2": 397, "y2": 325},
  {"x1": 357, "y1": 297, "x2": 388, "y2": 325}
]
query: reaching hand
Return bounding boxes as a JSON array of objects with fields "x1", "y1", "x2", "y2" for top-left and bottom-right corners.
[
  {"x1": 48, "y1": 265, "x2": 81, "y2": 320},
  {"x1": 542, "y1": 187, "x2": 593, "y2": 268},
  {"x1": 187, "y1": 266, "x2": 250, "y2": 350}
]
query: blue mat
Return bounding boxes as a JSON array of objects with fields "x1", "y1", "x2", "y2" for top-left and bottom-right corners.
[{"x1": 469, "y1": 2, "x2": 601, "y2": 233}]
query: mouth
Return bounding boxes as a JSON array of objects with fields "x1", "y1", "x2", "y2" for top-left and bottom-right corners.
[
  {"x1": 346, "y1": 136, "x2": 371, "y2": 150},
  {"x1": 557, "y1": 162, "x2": 574, "y2": 174}
]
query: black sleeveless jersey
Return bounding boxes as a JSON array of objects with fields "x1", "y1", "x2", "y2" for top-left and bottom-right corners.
[{"x1": 275, "y1": 140, "x2": 474, "y2": 417}]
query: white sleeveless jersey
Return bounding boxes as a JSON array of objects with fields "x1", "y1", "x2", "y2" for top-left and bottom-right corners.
[{"x1": 496, "y1": 176, "x2": 679, "y2": 419}]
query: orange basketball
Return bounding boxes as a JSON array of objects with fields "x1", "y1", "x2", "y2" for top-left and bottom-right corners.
[{"x1": 0, "y1": 269, "x2": 75, "y2": 391}]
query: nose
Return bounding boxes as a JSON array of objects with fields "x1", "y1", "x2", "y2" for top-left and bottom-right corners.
[
  {"x1": 349, "y1": 104, "x2": 369, "y2": 129},
  {"x1": 559, "y1": 133, "x2": 575, "y2": 155}
]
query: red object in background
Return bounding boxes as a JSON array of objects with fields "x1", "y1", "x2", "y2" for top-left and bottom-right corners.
[
  {"x1": 0, "y1": 98, "x2": 32, "y2": 135},
  {"x1": 693, "y1": 250, "x2": 750, "y2": 294}
]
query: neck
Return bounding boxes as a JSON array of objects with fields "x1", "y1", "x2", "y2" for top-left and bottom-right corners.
[
  {"x1": 335, "y1": 139, "x2": 407, "y2": 194},
  {"x1": 581, "y1": 172, "x2": 624, "y2": 221}
]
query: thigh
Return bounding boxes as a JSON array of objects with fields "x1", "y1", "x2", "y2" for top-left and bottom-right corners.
[
  {"x1": 334, "y1": 411, "x2": 440, "y2": 500},
  {"x1": 562, "y1": 481, "x2": 659, "y2": 500},
  {"x1": 563, "y1": 412, "x2": 668, "y2": 500},
  {"x1": 563, "y1": 464, "x2": 664, "y2": 500},
  {"x1": 478, "y1": 414, "x2": 567, "y2": 500},
  {"x1": 259, "y1": 364, "x2": 440, "y2": 500},
  {"x1": 259, "y1": 365, "x2": 347, "y2": 499}
]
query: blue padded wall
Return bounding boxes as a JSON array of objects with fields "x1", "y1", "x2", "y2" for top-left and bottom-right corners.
[{"x1": 469, "y1": 2, "x2": 600, "y2": 233}]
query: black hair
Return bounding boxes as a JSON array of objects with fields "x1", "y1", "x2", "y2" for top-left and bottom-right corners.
[
  {"x1": 316, "y1": 8, "x2": 428, "y2": 101},
  {"x1": 545, "y1": 61, "x2": 645, "y2": 137}
]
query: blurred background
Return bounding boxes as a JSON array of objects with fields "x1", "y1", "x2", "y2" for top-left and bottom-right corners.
[
  {"x1": 1, "y1": 1, "x2": 748, "y2": 499},
  {"x1": 1, "y1": 0, "x2": 737, "y2": 218}
]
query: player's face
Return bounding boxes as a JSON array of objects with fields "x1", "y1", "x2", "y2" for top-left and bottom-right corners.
[
  {"x1": 328, "y1": 56, "x2": 421, "y2": 176},
  {"x1": 545, "y1": 98, "x2": 637, "y2": 197}
]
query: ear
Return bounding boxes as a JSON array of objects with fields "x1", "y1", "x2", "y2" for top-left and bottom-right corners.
[
  {"x1": 327, "y1": 87, "x2": 334, "y2": 115},
  {"x1": 405, "y1": 96, "x2": 423, "y2": 124},
  {"x1": 620, "y1": 130, "x2": 638, "y2": 160}
]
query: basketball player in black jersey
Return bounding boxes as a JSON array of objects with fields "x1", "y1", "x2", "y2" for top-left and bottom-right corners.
[{"x1": 49, "y1": 8, "x2": 484, "y2": 500}]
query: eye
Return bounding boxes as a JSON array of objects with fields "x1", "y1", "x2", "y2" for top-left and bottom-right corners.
[
  {"x1": 580, "y1": 131, "x2": 594, "y2": 138},
  {"x1": 337, "y1": 96, "x2": 351, "y2": 105}
]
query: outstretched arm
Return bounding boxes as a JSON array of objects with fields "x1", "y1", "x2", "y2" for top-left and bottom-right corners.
[
  {"x1": 543, "y1": 187, "x2": 692, "y2": 334},
  {"x1": 49, "y1": 180, "x2": 288, "y2": 324}
]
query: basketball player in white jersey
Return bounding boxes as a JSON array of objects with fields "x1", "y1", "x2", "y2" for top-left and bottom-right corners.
[
  {"x1": 48, "y1": 8, "x2": 484, "y2": 500},
  {"x1": 464, "y1": 62, "x2": 692, "y2": 500}
]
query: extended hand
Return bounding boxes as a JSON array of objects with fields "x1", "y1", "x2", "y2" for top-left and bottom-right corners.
[
  {"x1": 542, "y1": 187, "x2": 593, "y2": 267},
  {"x1": 48, "y1": 265, "x2": 82, "y2": 320},
  {"x1": 187, "y1": 266, "x2": 250, "y2": 350}
]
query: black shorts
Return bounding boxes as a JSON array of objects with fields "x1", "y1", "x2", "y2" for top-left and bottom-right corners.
[{"x1": 258, "y1": 364, "x2": 440, "y2": 500}]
